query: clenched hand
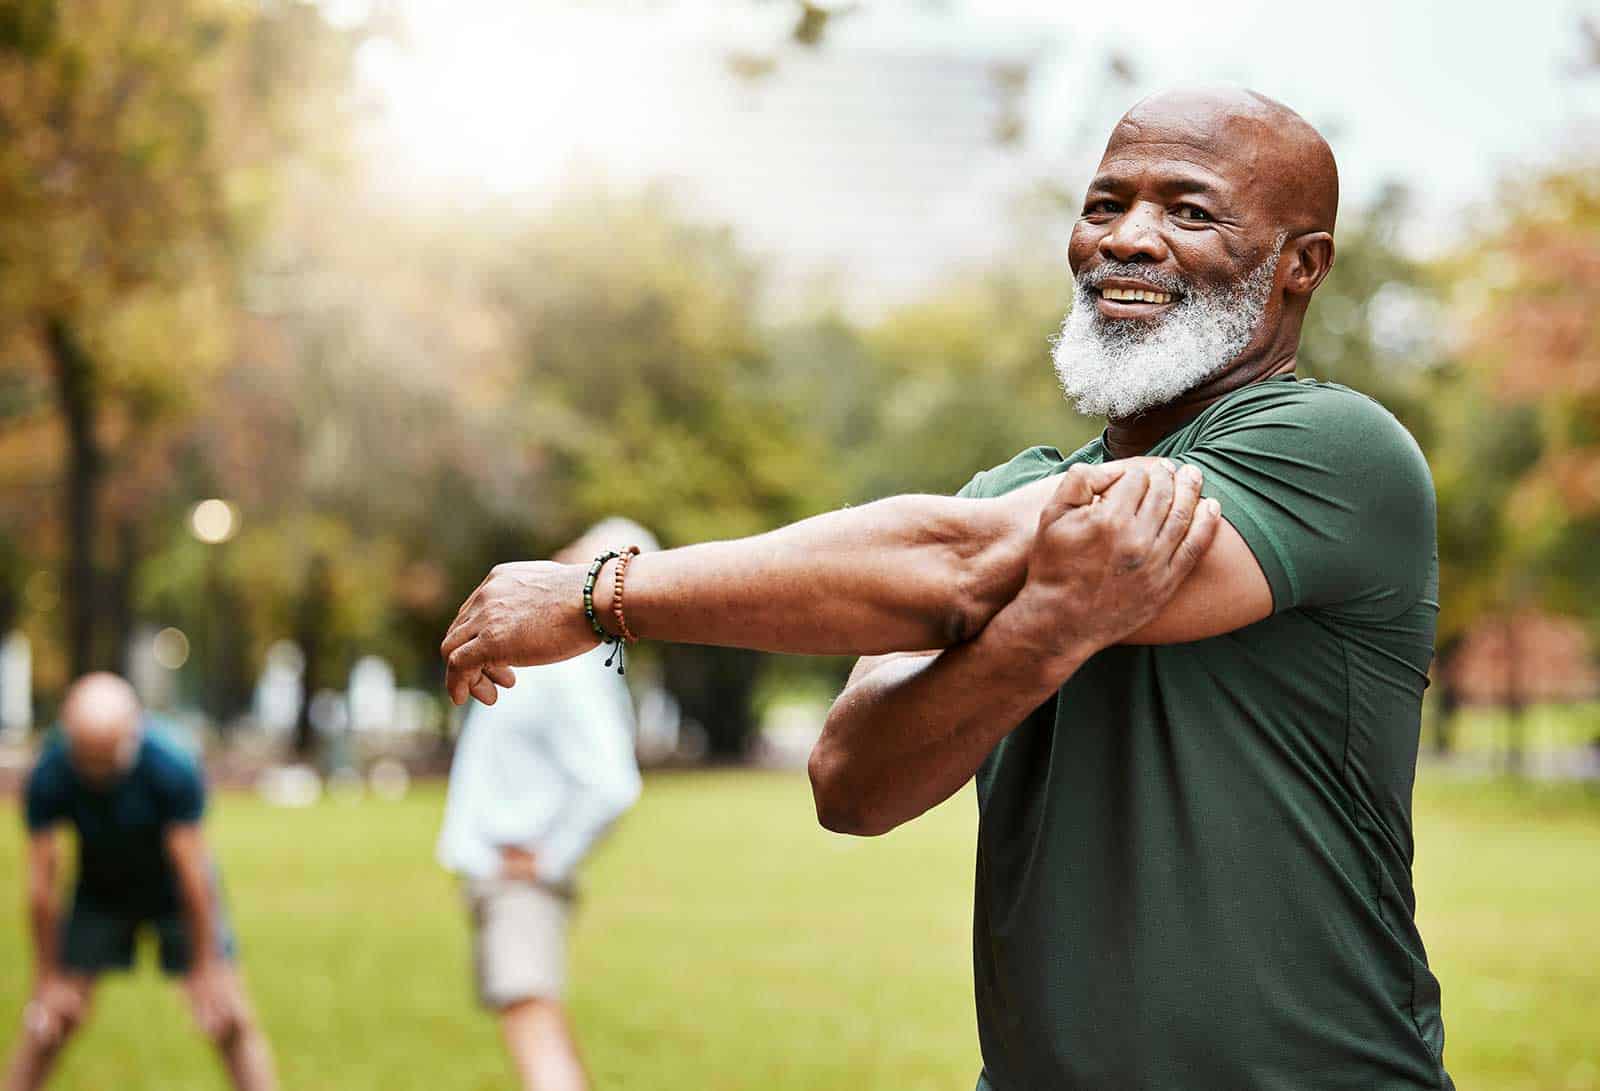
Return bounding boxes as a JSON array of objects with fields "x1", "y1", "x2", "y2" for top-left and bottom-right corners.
[
  {"x1": 440, "y1": 561, "x2": 598, "y2": 707},
  {"x1": 1002, "y1": 457, "x2": 1220, "y2": 674}
]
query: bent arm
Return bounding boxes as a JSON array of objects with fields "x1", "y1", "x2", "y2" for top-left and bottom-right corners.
[
  {"x1": 810, "y1": 600, "x2": 1082, "y2": 836},
  {"x1": 164, "y1": 824, "x2": 220, "y2": 971},
  {"x1": 813, "y1": 512, "x2": 1270, "y2": 836},
  {"x1": 25, "y1": 832, "x2": 61, "y2": 979}
]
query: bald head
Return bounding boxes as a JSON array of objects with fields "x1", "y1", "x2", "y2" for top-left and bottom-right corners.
[
  {"x1": 61, "y1": 672, "x2": 143, "y2": 785},
  {"x1": 1113, "y1": 85, "x2": 1339, "y2": 236}
]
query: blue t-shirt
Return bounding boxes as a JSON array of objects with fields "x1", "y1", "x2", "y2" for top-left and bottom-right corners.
[{"x1": 24, "y1": 726, "x2": 205, "y2": 916}]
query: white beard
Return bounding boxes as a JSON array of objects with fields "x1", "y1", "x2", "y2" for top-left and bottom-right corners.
[{"x1": 1051, "y1": 240, "x2": 1283, "y2": 420}]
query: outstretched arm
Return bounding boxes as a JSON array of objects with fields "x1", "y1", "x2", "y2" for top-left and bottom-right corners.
[{"x1": 440, "y1": 463, "x2": 1143, "y2": 706}]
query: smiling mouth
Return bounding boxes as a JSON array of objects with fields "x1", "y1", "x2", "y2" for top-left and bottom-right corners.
[{"x1": 1097, "y1": 286, "x2": 1176, "y2": 304}]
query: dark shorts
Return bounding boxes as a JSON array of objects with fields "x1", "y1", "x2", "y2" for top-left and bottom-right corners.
[{"x1": 61, "y1": 898, "x2": 237, "y2": 977}]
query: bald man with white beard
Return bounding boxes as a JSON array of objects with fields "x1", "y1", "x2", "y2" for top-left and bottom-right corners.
[
  {"x1": 4, "y1": 674, "x2": 276, "y2": 1091},
  {"x1": 443, "y1": 86, "x2": 1450, "y2": 1089}
]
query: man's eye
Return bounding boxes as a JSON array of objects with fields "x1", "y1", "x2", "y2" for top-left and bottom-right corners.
[
  {"x1": 1085, "y1": 199, "x2": 1121, "y2": 216},
  {"x1": 1174, "y1": 205, "x2": 1212, "y2": 222}
]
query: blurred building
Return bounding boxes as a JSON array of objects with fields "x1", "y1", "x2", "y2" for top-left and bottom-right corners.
[
  {"x1": 362, "y1": 5, "x2": 1130, "y2": 309},
  {"x1": 626, "y1": 18, "x2": 1061, "y2": 308}
]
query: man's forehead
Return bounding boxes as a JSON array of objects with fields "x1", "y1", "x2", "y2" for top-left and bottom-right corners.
[
  {"x1": 1094, "y1": 115, "x2": 1265, "y2": 190},
  {"x1": 1087, "y1": 87, "x2": 1340, "y2": 232}
]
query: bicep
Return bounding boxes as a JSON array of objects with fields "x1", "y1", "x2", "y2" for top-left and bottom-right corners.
[
  {"x1": 1121, "y1": 514, "x2": 1272, "y2": 645},
  {"x1": 163, "y1": 823, "x2": 209, "y2": 882},
  {"x1": 26, "y1": 831, "x2": 58, "y2": 892}
]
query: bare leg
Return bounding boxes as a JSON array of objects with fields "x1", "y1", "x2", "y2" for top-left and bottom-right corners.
[
  {"x1": 3, "y1": 976, "x2": 93, "y2": 1091},
  {"x1": 499, "y1": 998, "x2": 587, "y2": 1091},
  {"x1": 195, "y1": 969, "x2": 277, "y2": 1091}
]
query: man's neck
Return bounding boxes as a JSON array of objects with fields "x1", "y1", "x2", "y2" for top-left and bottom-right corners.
[{"x1": 1103, "y1": 351, "x2": 1299, "y2": 459}]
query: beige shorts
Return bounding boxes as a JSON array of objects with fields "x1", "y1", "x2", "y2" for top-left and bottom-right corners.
[{"x1": 464, "y1": 878, "x2": 573, "y2": 1009}]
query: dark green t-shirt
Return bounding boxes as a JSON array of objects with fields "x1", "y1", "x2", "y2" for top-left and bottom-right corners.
[{"x1": 961, "y1": 378, "x2": 1451, "y2": 1090}]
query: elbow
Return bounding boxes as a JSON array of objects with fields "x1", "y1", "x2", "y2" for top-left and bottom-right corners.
[
  {"x1": 590, "y1": 773, "x2": 642, "y2": 827},
  {"x1": 807, "y1": 742, "x2": 896, "y2": 838}
]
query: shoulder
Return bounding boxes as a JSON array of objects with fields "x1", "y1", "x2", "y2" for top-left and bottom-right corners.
[
  {"x1": 1205, "y1": 378, "x2": 1426, "y2": 456},
  {"x1": 959, "y1": 440, "x2": 1102, "y2": 500},
  {"x1": 24, "y1": 739, "x2": 72, "y2": 826},
  {"x1": 25, "y1": 740, "x2": 70, "y2": 800},
  {"x1": 140, "y1": 730, "x2": 204, "y2": 796},
  {"x1": 1200, "y1": 378, "x2": 1433, "y2": 496}
]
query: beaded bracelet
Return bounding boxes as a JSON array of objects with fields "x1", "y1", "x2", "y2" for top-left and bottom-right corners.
[
  {"x1": 582, "y1": 548, "x2": 640, "y2": 675},
  {"x1": 612, "y1": 546, "x2": 641, "y2": 645},
  {"x1": 583, "y1": 551, "x2": 622, "y2": 646}
]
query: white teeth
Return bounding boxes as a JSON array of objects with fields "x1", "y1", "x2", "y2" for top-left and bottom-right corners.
[{"x1": 1100, "y1": 287, "x2": 1173, "y2": 304}]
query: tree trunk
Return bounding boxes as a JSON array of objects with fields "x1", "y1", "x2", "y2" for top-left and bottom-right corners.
[
  {"x1": 1431, "y1": 637, "x2": 1460, "y2": 757},
  {"x1": 292, "y1": 554, "x2": 332, "y2": 759},
  {"x1": 1503, "y1": 616, "x2": 1524, "y2": 776},
  {"x1": 44, "y1": 316, "x2": 102, "y2": 680},
  {"x1": 107, "y1": 520, "x2": 138, "y2": 676},
  {"x1": 661, "y1": 644, "x2": 764, "y2": 760}
]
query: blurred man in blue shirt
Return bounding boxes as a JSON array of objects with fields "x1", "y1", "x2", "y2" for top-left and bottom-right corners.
[
  {"x1": 4, "y1": 673, "x2": 276, "y2": 1091},
  {"x1": 438, "y1": 520, "x2": 655, "y2": 1091}
]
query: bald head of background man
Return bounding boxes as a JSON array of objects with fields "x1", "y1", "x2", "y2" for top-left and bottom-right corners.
[{"x1": 58, "y1": 672, "x2": 144, "y2": 789}]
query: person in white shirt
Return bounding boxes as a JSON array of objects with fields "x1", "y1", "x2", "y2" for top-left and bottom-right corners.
[{"x1": 437, "y1": 519, "x2": 656, "y2": 1091}]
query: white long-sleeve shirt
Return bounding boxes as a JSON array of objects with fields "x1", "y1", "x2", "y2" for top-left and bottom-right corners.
[{"x1": 436, "y1": 646, "x2": 641, "y2": 885}]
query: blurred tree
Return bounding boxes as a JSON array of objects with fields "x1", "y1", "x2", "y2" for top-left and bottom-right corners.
[
  {"x1": 132, "y1": 188, "x2": 527, "y2": 749},
  {"x1": 490, "y1": 191, "x2": 840, "y2": 756},
  {"x1": 0, "y1": 0, "x2": 355, "y2": 689},
  {"x1": 843, "y1": 269, "x2": 1094, "y2": 500},
  {"x1": 1447, "y1": 165, "x2": 1600, "y2": 639}
]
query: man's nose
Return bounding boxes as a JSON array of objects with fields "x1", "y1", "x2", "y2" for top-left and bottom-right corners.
[{"x1": 1097, "y1": 203, "x2": 1169, "y2": 264}]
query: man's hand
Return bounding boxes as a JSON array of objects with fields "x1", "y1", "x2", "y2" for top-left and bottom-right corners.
[
  {"x1": 1005, "y1": 459, "x2": 1219, "y2": 672},
  {"x1": 440, "y1": 561, "x2": 590, "y2": 706},
  {"x1": 184, "y1": 962, "x2": 240, "y2": 1041},
  {"x1": 24, "y1": 974, "x2": 87, "y2": 1049},
  {"x1": 498, "y1": 845, "x2": 539, "y2": 883}
]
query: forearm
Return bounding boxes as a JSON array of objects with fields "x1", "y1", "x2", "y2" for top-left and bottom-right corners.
[
  {"x1": 179, "y1": 880, "x2": 219, "y2": 969},
  {"x1": 28, "y1": 892, "x2": 59, "y2": 978},
  {"x1": 594, "y1": 491, "x2": 1039, "y2": 656},
  {"x1": 808, "y1": 587, "x2": 1092, "y2": 836},
  {"x1": 168, "y1": 832, "x2": 220, "y2": 970}
]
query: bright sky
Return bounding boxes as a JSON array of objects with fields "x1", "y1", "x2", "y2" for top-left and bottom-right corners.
[
  {"x1": 1015, "y1": 0, "x2": 1600, "y2": 222},
  {"x1": 346, "y1": 0, "x2": 1600, "y2": 280}
]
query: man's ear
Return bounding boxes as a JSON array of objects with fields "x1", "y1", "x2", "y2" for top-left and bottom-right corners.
[{"x1": 1285, "y1": 232, "x2": 1334, "y2": 297}]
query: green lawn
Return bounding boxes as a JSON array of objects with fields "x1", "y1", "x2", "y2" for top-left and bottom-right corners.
[{"x1": 1, "y1": 772, "x2": 1597, "y2": 1090}]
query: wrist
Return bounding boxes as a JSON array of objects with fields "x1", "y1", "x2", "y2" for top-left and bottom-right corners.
[{"x1": 975, "y1": 586, "x2": 1098, "y2": 692}]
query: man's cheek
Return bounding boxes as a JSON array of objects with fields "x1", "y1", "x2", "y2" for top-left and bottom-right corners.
[{"x1": 1066, "y1": 226, "x2": 1097, "y2": 274}]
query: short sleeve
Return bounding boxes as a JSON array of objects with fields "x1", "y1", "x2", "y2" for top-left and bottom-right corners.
[
  {"x1": 956, "y1": 444, "x2": 1085, "y2": 502},
  {"x1": 23, "y1": 751, "x2": 69, "y2": 831},
  {"x1": 1173, "y1": 384, "x2": 1435, "y2": 622},
  {"x1": 156, "y1": 753, "x2": 206, "y2": 825},
  {"x1": 956, "y1": 471, "x2": 990, "y2": 500}
]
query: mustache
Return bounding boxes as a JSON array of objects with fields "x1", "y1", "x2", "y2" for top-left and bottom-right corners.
[{"x1": 1076, "y1": 262, "x2": 1190, "y2": 296}]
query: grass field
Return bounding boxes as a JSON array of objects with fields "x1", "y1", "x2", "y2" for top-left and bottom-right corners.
[{"x1": 1, "y1": 771, "x2": 1598, "y2": 1090}]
